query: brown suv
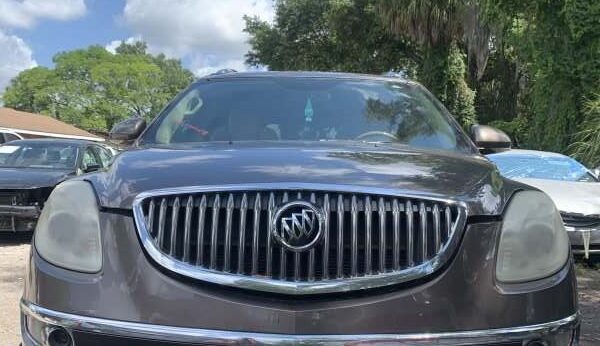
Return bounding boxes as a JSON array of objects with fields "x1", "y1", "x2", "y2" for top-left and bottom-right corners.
[{"x1": 21, "y1": 72, "x2": 578, "y2": 345}]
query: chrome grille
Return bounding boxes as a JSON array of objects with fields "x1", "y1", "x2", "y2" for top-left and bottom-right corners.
[{"x1": 133, "y1": 184, "x2": 466, "y2": 294}]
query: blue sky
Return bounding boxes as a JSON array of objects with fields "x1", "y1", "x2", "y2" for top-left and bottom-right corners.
[{"x1": 0, "y1": 0, "x2": 274, "y2": 93}]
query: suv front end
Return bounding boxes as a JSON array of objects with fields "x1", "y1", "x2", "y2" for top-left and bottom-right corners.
[{"x1": 21, "y1": 72, "x2": 579, "y2": 346}]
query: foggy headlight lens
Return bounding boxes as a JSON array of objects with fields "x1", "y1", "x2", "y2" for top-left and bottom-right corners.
[
  {"x1": 496, "y1": 190, "x2": 569, "y2": 283},
  {"x1": 34, "y1": 181, "x2": 102, "y2": 273}
]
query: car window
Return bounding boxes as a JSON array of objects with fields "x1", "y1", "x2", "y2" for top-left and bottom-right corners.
[
  {"x1": 1, "y1": 142, "x2": 78, "y2": 169},
  {"x1": 140, "y1": 78, "x2": 475, "y2": 154},
  {"x1": 81, "y1": 147, "x2": 101, "y2": 170},
  {"x1": 96, "y1": 146, "x2": 113, "y2": 167},
  {"x1": 3, "y1": 133, "x2": 20, "y2": 142},
  {"x1": 488, "y1": 152, "x2": 598, "y2": 182}
]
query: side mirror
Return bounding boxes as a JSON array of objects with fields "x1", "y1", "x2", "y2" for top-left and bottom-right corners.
[
  {"x1": 109, "y1": 117, "x2": 147, "y2": 141},
  {"x1": 593, "y1": 167, "x2": 600, "y2": 179},
  {"x1": 470, "y1": 125, "x2": 512, "y2": 154},
  {"x1": 83, "y1": 164, "x2": 102, "y2": 173}
]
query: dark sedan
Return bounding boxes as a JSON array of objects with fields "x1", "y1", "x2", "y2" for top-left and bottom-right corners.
[
  {"x1": 0, "y1": 139, "x2": 112, "y2": 232},
  {"x1": 22, "y1": 72, "x2": 578, "y2": 345}
]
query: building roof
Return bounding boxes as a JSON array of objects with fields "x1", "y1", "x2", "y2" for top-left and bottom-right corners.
[{"x1": 0, "y1": 107, "x2": 102, "y2": 141}]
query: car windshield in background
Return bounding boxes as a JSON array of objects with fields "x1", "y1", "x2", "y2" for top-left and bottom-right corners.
[
  {"x1": 488, "y1": 153, "x2": 597, "y2": 182},
  {"x1": 141, "y1": 78, "x2": 473, "y2": 153},
  {"x1": 0, "y1": 143, "x2": 78, "y2": 169}
]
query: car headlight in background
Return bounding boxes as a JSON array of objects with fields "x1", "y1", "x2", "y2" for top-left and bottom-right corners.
[
  {"x1": 34, "y1": 180, "x2": 102, "y2": 273},
  {"x1": 496, "y1": 190, "x2": 569, "y2": 283}
]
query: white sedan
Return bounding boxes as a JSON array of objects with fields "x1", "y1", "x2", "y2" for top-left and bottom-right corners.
[{"x1": 488, "y1": 149, "x2": 600, "y2": 258}]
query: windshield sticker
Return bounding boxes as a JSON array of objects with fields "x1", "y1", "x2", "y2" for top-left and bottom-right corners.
[{"x1": 304, "y1": 97, "x2": 314, "y2": 122}]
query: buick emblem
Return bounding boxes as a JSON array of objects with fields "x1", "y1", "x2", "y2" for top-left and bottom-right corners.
[{"x1": 271, "y1": 201, "x2": 324, "y2": 252}]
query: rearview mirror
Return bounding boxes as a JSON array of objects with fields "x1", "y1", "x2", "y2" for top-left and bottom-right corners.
[
  {"x1": 83, "y1": 164, "x2": 102, "y2": 173},
  {"x1": 470, "y1": 125, "x2": 512, "y2": 154},
  {"x1": 109, "y1": 117, "x2": 147, "y2": 141}
]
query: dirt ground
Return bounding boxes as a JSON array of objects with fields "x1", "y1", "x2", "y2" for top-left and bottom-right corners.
[{"x1": 1, "y1": 235, "x2": 599, "y2": 346}]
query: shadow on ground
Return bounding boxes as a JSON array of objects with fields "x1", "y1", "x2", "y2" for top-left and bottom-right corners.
[{"x1": 0, "y1": 233, "x2": 32, "y2": 246}]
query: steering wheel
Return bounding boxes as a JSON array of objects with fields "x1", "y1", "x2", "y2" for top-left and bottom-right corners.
[{"x1": 355, "y1": 131, "x2": 398, "y2": 142}]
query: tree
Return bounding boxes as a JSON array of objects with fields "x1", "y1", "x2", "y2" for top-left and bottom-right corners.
[
  {"x1": 2, "y1": 42, "x2": 194, "y2": 131},
  {"x1": 245, "y1": 0, "x2": 479, "y2": 127},
  {"x1": 480, "y1": 0, "x2": 600, "y2": 153},
  {"x1": 244, "y1": 0, "x2": 416, "y2": 74},
  {"x1": 375, "y1": 0, "x2": 486, "y2": 127}
]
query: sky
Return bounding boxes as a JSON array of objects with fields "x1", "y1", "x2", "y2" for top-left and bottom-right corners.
[{"x1": 0, "y1": 0, "x2": 274, "y2": 94}]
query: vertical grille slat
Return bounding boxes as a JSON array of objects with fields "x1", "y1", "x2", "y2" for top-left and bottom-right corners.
[
  {"x1": 419, "y1": 202, "x2": 427, "y2": 262},
  {"x1": 138, "y1": 188, "x2": 464, "y2": 291},
  {"x1": 210, "y1": 194, "x2": 221, "y2": 269},
  {"x1": 157, "y1": 199, "x2": 167, "y2": 249},
  {"x1": 322, "y1": 194, "x2": 330, "y2": 280},
  {"x1": 279, "y1": 192, "x2": 289, "y2": 279},
  {"x1": 392, "y1": 199, "x2": 400, "y2": 271},
  {"x1": 267, "y1": 192, "x2": 275, "y2": 277},
  {"x1": 182, "y1": 196, "x2": 193, "y2": 262},
  {"x1": 147, "y1": 200, "x2": 155, "y2": 236},
  {"x1": 378, "y1": 197, "x2": 386, "y2": 273},
  {"x1": 364, "y1": 195, "x2": 372, "y2": 275},
  {"x1": 237, "y1": 193, "x2": 248, "y2": 274},
  {"x1": 251, "y1": 193, "x2": 261, "y2": 275},
  {"x1": 336, "y1": 194, "x2": 344, "y2": 278},
  {"x1": 406, "y1": 201, "x2": 414, "y2": 266},
  {"x1": 196, "y1": 195, "x2": 207, "y2": 266},
  {"x1": 433, "y1": 204, "x2": 441, "y2": 252},
  {"x1": 350, "y1": 195, "x2": 358, "y2": 277},
  {"x1": 224, "y1": 194, "x2": 234, "y2": 272}
]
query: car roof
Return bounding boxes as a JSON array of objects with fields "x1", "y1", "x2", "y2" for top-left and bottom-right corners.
[
  {"x1": 2, "y1": 138, "x2": 96, "y2": 147},
  {"x1": 198, "y1": 70, "x2": 417, "y2": 84},
  {"x1": 487, "y1": 149, "x2": 572, "y2": 160}
]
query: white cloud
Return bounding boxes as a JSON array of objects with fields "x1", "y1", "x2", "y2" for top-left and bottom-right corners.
[
  {"x1": 0, "y1": 30, "x2": 37, "y2": 94},
  {"x1": 121, "y1": 0, "x2": 274, "y2": 75},
  {"x1": 0, "y1": 0, "x2": 86, "y2": 29},
  {"x1": 105, "y1": 36, "x2": 143, "y2": 54}
]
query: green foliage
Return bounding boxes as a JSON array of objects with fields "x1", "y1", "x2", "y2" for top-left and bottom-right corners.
[
  {"x1": 244, "y1": 0, "x2": 417, "y2": 74},
  {"x1": 245, "y1": 0, "x2": 477, "y2": 127},
  {"x1": 480, "y1": 0, "x2": 600, "y2": 155},
  {"x1": 569, "y1": 95, "x2": 600, "y2": 167},
  {"x1": 2, "y1": 42, "x2": 194, "y2": 131}
]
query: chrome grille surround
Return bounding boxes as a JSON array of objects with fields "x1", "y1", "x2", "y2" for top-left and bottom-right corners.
[{"x1": 132, "y1": 183, "x2": 468, "y2": 295}]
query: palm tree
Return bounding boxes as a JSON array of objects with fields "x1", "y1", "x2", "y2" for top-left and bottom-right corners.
[{"x1": 376, "y1": 0, "x2": 491, "y2": 127}]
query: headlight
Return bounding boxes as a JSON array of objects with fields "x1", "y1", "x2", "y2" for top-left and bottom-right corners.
[
  {"x1": 496, "y1": 190, "x2": 569, "y2": 283},
  {"x1": 34, "y1": 181, "x2": 102, "y2": 273}
]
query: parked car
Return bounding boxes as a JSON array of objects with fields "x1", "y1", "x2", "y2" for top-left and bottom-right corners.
[
  {"x1": 488, "y1": 149, "x2": 600, "y2": 258},
  {"x1": 0, "y1": 139, "x2": 113, "y2": 232},
  {"x1": 0, "y1": 128, "x2": 23, "y2": 144},
  {"x1": 22, "y1": 72, "x2": 578, "y2": 346}
]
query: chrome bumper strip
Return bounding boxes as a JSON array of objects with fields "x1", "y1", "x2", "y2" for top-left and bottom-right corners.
[{"x1": 21, "y1": 300, "x2": 579, "y2": 346}]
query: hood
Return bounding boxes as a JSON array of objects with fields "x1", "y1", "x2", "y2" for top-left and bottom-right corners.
[
  {"x1": 88, "y1": 142, "x2": 520, "y2": 216},
  {"x1": 0, "y1": 167, "x2": 74, "y2": 189},
  {"x1": 516, "y1": 178, "x2": 600, "y2": 216}
]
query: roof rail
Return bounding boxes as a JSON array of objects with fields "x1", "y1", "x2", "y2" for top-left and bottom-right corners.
[{"x1": 208, "y1": 69, "x2": 238, "y2": 76}]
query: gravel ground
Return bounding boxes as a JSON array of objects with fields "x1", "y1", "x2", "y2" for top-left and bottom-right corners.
[{"x1": 1, "y1": 235, "x2": 599, "y2": 346}]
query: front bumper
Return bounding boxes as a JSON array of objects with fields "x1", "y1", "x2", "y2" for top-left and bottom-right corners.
[
  {"x1": 21, "y1": 300, "x2": 579, "y2": 346},
  {"x1": 0, "y1": 205, "x2": 40, "y2": 232}
]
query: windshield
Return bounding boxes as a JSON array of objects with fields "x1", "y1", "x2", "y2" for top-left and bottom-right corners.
[
  {"x1": 488, "y1": 152, "x2": 597, "y2": 182},
  {"x1": 141, "y1": 77, "x2": 474, "y2": 153},
  {"x1": 0, "y1": 143, "x2": 79, "y2": 169}
]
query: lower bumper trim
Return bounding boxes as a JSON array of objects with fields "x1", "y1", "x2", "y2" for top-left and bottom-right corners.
[{"x1": 21, "y1": 299, "x2": 579, "y2": 345}]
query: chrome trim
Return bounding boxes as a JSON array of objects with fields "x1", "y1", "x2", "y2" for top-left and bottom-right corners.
[
  {"x1": 237, "y1": 193, "x2": 248, "y2": 274},
  {"x1": 132, "y1": 183, "x2": 468, "y2": 295},
  {"x1": 21, "y1": 300, "x2": 579, "y2": 346},
  {"x1": 336, "y1": 194, "x2": 344, "y2": 278}
]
